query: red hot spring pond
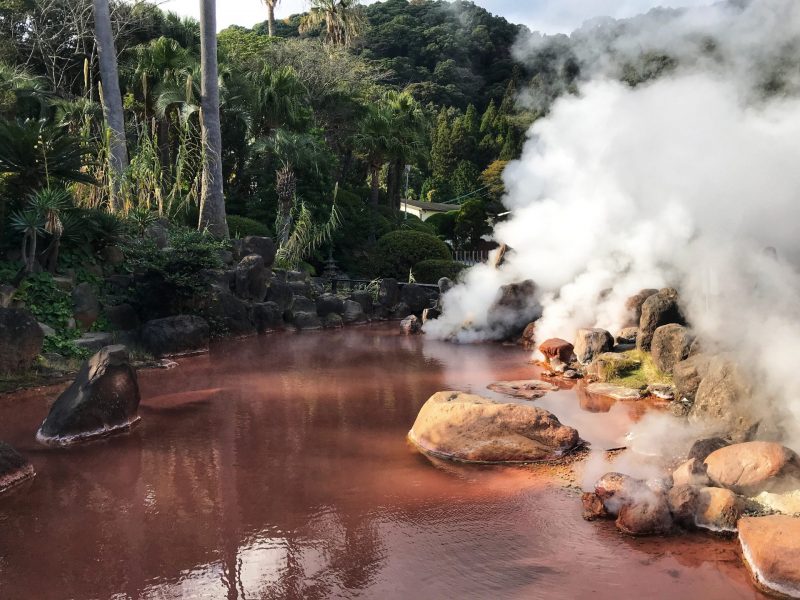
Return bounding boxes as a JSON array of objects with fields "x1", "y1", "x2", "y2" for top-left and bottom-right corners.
[{"x1": 0, "y1": 325, "x2": 765, "y2": 599}]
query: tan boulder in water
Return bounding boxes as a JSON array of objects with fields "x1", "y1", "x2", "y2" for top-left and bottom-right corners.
[
  {"x1": 408, "y1": 391, "x2": 580, "y2": 463},
  {"x1": 739, "y1": 515, "x2": 800, "y2": 598},
  {"x1": 704, "y1": 441, "x2": 800, "y2": 495}
]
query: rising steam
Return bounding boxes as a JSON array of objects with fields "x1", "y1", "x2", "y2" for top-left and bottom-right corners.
[{"x1": 426, "y1": 0, "x2": 800, "y2": 447}]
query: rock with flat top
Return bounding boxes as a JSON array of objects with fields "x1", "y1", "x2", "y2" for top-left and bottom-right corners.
[
  {"x1": 651, "y1": 324, "x2": 693, "y2": 374},
  {"x1": 37, "y1": 345, "x2": 140, "y2": 446},
  {"x1": 408, "y1": 391, "x2": 579, "y2": 463},
  {"x1": 738, "y1": 515, "x2": 800, "y2": 598},
  {"x1": 539, "y1": 338, "x2": 574, "y2": 364},
  {"x1": 574, "y1": 328, "x2": 614, "y2": 365},
  {"x1": 585, "y1": 382, "x2": 642, "y2": 401},
  {"x1": 704, "y1": 441, "x2": 800, "y2": 495},
  {"x1": 487, "y1": 380, "x2": 558, "y2": 400}
]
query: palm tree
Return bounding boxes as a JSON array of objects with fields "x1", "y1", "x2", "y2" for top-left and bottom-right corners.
[
  {"x1": 264, "y1": 0, "x2": 280, "y2": 37},
  {"x1": 299, "y1": 0, "x2": 366, "y2": 47},
  {"x1": 250, "y1": 65, "x2": 308, "y2": 136},
  {"x1": 198, "y1": 0, "x2": 229, "y2": 238},
  {"x1": 93, "y1": 0, "x2": 129, "y2": 213},
  {"x1": 383, "y1": 90, "x2": 427, "y2": 210}
]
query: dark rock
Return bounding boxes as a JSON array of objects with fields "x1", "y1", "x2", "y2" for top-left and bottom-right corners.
[
  {"x1": 673, "y1": 354, "x2": 712, "y2": 403},
  {"x1": 379, "y1": 278, "x2": 400, "y2": 307},
  {"x1": 204, "y1": 291, "x2": 255, "y2": 336},
  {"x1": 252, "y1": 302, "x2": 284, "y2": 333},
  {"x1": 141, "y1": 315, "x2": 210, "y2": 357},
  {"x1": 616, "y1": 327, "x2": 639, "y2": 345},
  {"x1": 651, "y1": 324, "x2": 693, "y2": 374},
  {"x1": 105, "y1": 304, "x2": 139, "y2": 331},
  {"x1": 574, "y1": 328, "x2": 614, "y2": 365},
  {"x1": 625, "y1": 289, "x2": 659, "y2": 327},
  {"x1": 0, "y1": 441, "x2": 35, "y2": 495},
  {"x1": 291, "y1": 296, "x2": 317, "y2": 314},
  {"x1": 39, "y1": 322, "x2": 56, "y2": 337},
  {"x1": 316, "y1": 293, "x2": 345, "y2": 317},
  {"x1": 293, "y1": 311, "x2": 322, "y2": 330},
  {"x1": 201, "y1": 268, "x2": 234, "y2": 290},
  {"x1": 266, "y1": 279, "x2": 293, "y2": 311},
  {"x1": 288, "y1": 280, "x2": 311, "y2": 298},
  {"x1": 493, "y1": 280, "x2": 537, "y2": 312},
  {"x1": 688, "y1": 437, "x2": 730, "y2": 462},
  {"x1": 350, "y1": 290, "x2": 374, "y2": 315},
  {"x1": 616, "y1": 493, "x2": 673, "y2": 536},
  {"x1": 0, "y1": 308, "x2": 43, "y2": 373},
  {"x1": 636, "y1": 288, "x2": 684, "y2": 351},
  {"x1": 101, "y1": 245, "x2": 124, "y2": 266},
  {"x1": 235, "y1": 255, "x2": 268, "y2": 302},
  {"x1": 392, "y1": 302, "x2": 413, "y2": 320},
  {"x1": 422, "y1": 307, "x2": 441, "y2": 324},
  {"x1": 438, "y1": 277, "x2": 455, "y2": 294},
  {"x1": 0, "y1": 284, "x2": 16, "y2": 307},
  {"x1": 105, "y1": 274, "x2": 133, "y2": 295},
  {"x1": 688, "y1": 357, "x2": 757, "y2": 441},
  {"x1": 242, "y1": 236, "x2": 275, "y2": 266},
  {"x1": 668, "y1": 484, "x2": 700, "y2": 528},
  {"x1": 582, "y1": 492, "x2": 610, "y2": 521},
  {"x1": 37, "y1": 345, "x2": 140, "y2": 446},
  {"x1": 72, "y1": 282, "x2": 100, "y2": 329},
  {"x1": 74, "y1": 332, "x2": 114, "y2": 353},
  {"x1": 144, "y1": 222, "x2": 169, "y2": 249},
  {"x1": 519, "y1": 322, "x2": 537, "y2": 349},
  {"x1": 343, "y1": 300, "x2": 367, "y2": 325},
  {"x1": 400, "y1": 284, "x2": 431, "y2": 314},
  {"x1": 322, "y1": 313, "x2": 344, "y2": 329},
  {"x1": 287, "y1": 270, "x2": 308, "y2": 283},
  {"x1": 401, "y1": 314, "x2": 422, "y2": 335},
  {"x1": 217, "y1": 249, "x2": 234, "y2": 265}
]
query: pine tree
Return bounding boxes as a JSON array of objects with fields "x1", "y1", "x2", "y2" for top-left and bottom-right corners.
[
  {"x1": 430, "y1": 109, "x2": 456, "y2": 182},
  {"x1": 479, "y1": 100, "x2": 497, "y2": 134}
]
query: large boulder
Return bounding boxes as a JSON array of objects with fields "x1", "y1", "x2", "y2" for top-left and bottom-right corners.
[
  {"x1": 400, "y1": 284, "x2": 431, "y2": 314},
  {"x1": 379, "y1": 278, "x2": 399, "y2": 308},
  {"x1": 651, "y1": 324, "x2": 693, "y2": 374},
  {"x1": 265, "y1": 279, "x2": 293, "y2": 312},
  {"x1": 342, "y1": 300, "x2": 367, "y2": 325},
  {"x1": 667, "y1": 484, "x2": 701, "y2": 528},
  {"x1": 203, "y1": 290, "x2": 255, "y2": 336},
  {"x1": 624, "y1": 288, "x2": 659, "y2": 327},
  {"x1": 235, "y1": 254, "x2": 268, "y2": 302},
  {"x1": 574, "y1": 328, "x2": 614, "y2": 365},
  {"x1": 322, "y1": 313, "x2": 344, "y2": 329},
  {"x1": 704, "y1": 442, "x2": 800, "y2": 495},
  {"x1": 72, "y1": 282, "x2": 100, "y2": 329},
  {"x1": 292, "y1": 311, "x2": 322, "y2": 331},
  {"x1": 36, "y1": 345, "x2": 141, "y2": 446},
  {"x1": 349, "y1": 290, "x2": 374, "y2": 316},
  {"x1": 616, "y1": 494, "x2": 673, "y2": 536},
  {"x1": 673, "y1": 354, "x2": 712, "y2": 402},
  {"x1": 694, "y1": 487, "x2": 745, "y2": 532},
  {"x1": 636, "y1": 288, "x2": 684, "y2": 351},
  {"x1": 252, "y1": 302, "x2": 284, "y2": 333},
  {"x1": 0, "y1": 308, "x2": 43, "y2": 373},
  {"x1": 688, "y1": 437, "x2": 729, "y2": 462},
  {"x1": 105, "y1": 303, "x2": 140, "y2": 331},
  {"x1": 672, "y1": 457, "x2": 711, "y2": 487},
  {"x1": 488, "y1": 281, "x2": 540, "y2": 336},
  {"x1": 241, "y1": 236, "x2": 276, "y2": 266},
  {"x1": 141, "y1": 315, "x2": 210, "y2": 357},
  {"x1": 290, "y1": 296, "x2": 316, "y2": 314},
  {"x1": 316, "y1": 293, "x2": 345, "y2": 317},
  {"x1": 738, "y1": 515, "x2": 800, "y2": 598},
  {"x1": 688, "y1": 357, "x2": 757, "y2": 441},
  {"x1": 0, "y1": 442, "x2": 35, "y2": 495},
  {"x1": 144, "y1": 221, "x2": 169, "y2": 249},
  {"x1": 408, "y1": 391, "x2": 580, "y2": 463}
]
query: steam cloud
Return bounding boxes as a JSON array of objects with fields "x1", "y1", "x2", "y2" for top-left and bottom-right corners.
[{"x1": 426, "y1": 0, "x2": 800, "y2": 448}]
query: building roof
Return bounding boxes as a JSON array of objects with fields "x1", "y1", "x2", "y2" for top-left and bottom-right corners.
[{"x1": 401, "y1": 199, "x2": 456, "y2": 213}]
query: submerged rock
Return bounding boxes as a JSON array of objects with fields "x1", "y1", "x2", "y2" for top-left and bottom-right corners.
[
  {"x1": 0, "y1": 442, "x2": 35, "y2": 495},
  {"x1": 487, "y1": 380, "x2": 559, "y2": 400},
  {"x1": 738, "y1": 515, "x2": 800, "y2": 598},
  {"x1": 636, "y1": 288, "x2": 684, "y2": 351},
  {"x1": 400, "y1": 315, "x2": 422, "y2": 335},
  {"x1": 585, "y1": 382, "x2": 642, "y2": 401},
  {"x1": 651, "y1": 324, "x2": 693, "y2": 374},
  {"x1": 574, "y1": 328, "x2": 614, "y2": 365},
  {"x1": 704, "y1": 441, "x2": 800, "y2": 495},
  {"x1": 141, "y1": 315, "x2": 210, "y2": 357},
  {"x1": 0, "y1": 308, "x2": 43, "y2": 374},
  {"x1": 408, "y1": 391, "x2": 579, "y2": 463},
  {"x1": 37, "y1": 346, "x2": 141, "y2": 446}
]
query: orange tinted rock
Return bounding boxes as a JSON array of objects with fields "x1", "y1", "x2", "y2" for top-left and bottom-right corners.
[
  {"x1": 616, "y1": 493, "x2": 673, "y2": 536},
  {"x1": 487, "y1": 380, "x2": 558, "y2": 400},
  {"x1": 520, "y1": 322, "x2": 537, "y2": 349},
  {"x1": 704, "y1": 442, "x2": 800, "y2": 495},
  {"x1": 739, "y1": 515, "x2": 800, "y2": 598},
  {"x1": 582, "y1": 492, "x2": 609, "y2": 521},
  {"x1": 672, "y1": 458, "x2": 711, "y2": 487},
  {"x1": 408, "y1": 391, "x2": 579, "y2": 463},
  {"x1": 538, "y1": 338, "x2": 574, "y2": 364},
  {"x1": 695, "y1": 487, "x2": 744, "y2": 532}
]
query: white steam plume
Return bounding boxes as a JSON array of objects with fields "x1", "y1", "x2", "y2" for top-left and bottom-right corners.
[{"x1": 426, "y1": 0, "x2": 800, "y2": 447}]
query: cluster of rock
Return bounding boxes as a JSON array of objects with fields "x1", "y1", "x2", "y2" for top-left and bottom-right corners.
[{"x1": 408, "y1": 391, "x2": 580, "y2": 463}]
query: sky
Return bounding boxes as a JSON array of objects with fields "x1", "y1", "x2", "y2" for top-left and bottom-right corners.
[{"x1": 159, "y1": 0, "x2": 712, "y2": 34}]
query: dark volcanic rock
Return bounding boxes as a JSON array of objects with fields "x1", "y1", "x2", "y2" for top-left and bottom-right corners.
[
  {"x1": 293, "y1": 311, "x2": 322, "y2": 331},
  {"x1": 625, "y1": 288, "x2": 659, "y2": 327},
  {"x1": 343, "y1": 300, "x2": 367, "y2": 324},
  {"x1": 674, "y1": 354, "x2": 712, "y2": 403},
  {"x1": 141, "y1": 315, "x2": 210, "y2": 357},
  {"x1": 288, "y1": 280, "x2": 311, "y2": 298},
  {"x1": 204, "y1": 290, "x2": 256, "y2": 336},
  {"x1": 688, "y1": 437, "x2": 730, "y2": 462},
  {"x1": 651, "y1": 324, "x2": 693, "y2": 374},
  {"x1": 37, "y1": 345, "x2": 141, "y2": 446},
  {"x1": 72, "y1": 282, "x2": 100, "y2": 329},
  {"x1": 438, "y1": 277, "x2": 455, "y2": 294},
  {"x1": 0, "y1": 441, "x2": 35, "y2": 494},
  {"x1": 379, "y1": 278, "x2": 400, "y2": 307},
  {"x1": 241, "y1": 236, "x2": 276, "y2": 266},
  {"x1": 0, "y1": 308, "x2": 43, "y2": 373},
  {"x1": 322, "y1": 313, "x2": 344, "y2": 329},
  {"x1": 349, "y1": 290, "x2": 374, "y2": 316},
  {"x1": 235, "y1": 254, "x2": 268, "y2": 302},
  {"x1": 105, "y1": 303, "x2": 140, "y2": 331},
  {"x1": 252, "y1": 302, "x2": 284, "y2": 333},
  {"x1": 688, "y1": 357, "x2": 757, "y2": 441},
  {"x1": 291, "y1": 296, "x2": 317, "y2": 314},
  {"x1": 400, "y1": 284, "x2": 431, "y2": 314},
  {"x1": 316, "y1": 293, "x2": 345, "y2": 317},
  {"x1": 266, "y1": 279, "x2": 293, "y2": 312},
  {"x1": 636, "y1": 288, "x2": 684, "y2": 351}
]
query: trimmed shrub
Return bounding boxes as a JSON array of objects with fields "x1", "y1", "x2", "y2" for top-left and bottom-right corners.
[
  {"x1": 227, "y1": 215, "x2": 271, "y2": 238},
  {"x1": 425, "y1": 210, "x2": 459, "y2": 241},
  {"x1": 376, "y1": 230, "x2": 451, "y2": 279},
  {"x1": 413, "y1": 259, "x2": 467, "y2": 284}
]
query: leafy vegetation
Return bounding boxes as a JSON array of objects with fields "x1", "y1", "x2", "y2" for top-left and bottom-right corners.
[
  {"x1": 376, "y1": 230, "x2": 451, "y2": 279},
  {"x1": 413, "y1": 259, "x2": 467, "y2": 284}
]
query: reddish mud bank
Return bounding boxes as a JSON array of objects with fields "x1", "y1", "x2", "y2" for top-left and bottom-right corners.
[{"x1": 0, "y1": 325, "x2": 763, "y2": 599}]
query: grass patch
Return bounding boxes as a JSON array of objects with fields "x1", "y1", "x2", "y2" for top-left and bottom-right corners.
[{"x1": 606, "y1": 350, "x2": 673, "y2": 389}]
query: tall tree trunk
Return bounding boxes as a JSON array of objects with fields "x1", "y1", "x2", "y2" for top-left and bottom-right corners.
[
  {"x1": 267, "y1": 2, "x2": 276, "y2": 37},
  {"x1": 93, "y1": 0, "x2": 129, "y2": 213},
  {"x1": 198, "y1": 0, "x2": 229, "y2": 238},
  {"x1": 369, "y1": 163, "x2": 380, "y2": 243}
]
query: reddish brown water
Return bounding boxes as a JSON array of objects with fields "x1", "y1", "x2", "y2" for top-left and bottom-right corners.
[{"x1": 0, "y1": 325, "x2": 763, "y2": 599}]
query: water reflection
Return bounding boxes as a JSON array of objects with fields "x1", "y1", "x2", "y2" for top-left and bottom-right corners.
[{"x1": 0, "y1": 326, "x2": 762, "y2": 599}]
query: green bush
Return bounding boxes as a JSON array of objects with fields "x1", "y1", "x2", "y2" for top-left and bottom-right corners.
[
  {"x1": 376, "y1": 230, "x2": 451, "y2": 279},
  {"x1": 413, "y1": 259, "x2": 467, "y2": 284},
  {"x1": 425, "y1": 210, "x2": 459, "y2": 241},
  {"x1": 227, "y1": 215, "x2": 272, "y2": 238},
  {"x1": 398, "y1": 214, "x2": 437, "y2": 236}
]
